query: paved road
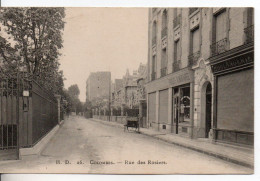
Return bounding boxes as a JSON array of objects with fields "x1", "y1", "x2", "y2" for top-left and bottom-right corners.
[{"x1": 0, "y1": 116, "x2": 253, "y2": 174}]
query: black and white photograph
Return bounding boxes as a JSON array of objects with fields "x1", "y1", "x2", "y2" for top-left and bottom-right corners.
[{"x1": 0, "y1": 6, "x2": 255, "y2": 175}]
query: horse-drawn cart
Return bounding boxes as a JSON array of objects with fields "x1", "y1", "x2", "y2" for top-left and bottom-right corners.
[{"x1": 124, "y1": 117, "x2": 139, "y2": 132}]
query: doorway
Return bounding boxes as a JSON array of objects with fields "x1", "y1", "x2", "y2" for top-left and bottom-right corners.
[
  {"x1": 173, "y1": 89, "x2": 179, "y2": 134},
  {"x1": 205, "y1": 83, "x2": 212, "y2": 138}
]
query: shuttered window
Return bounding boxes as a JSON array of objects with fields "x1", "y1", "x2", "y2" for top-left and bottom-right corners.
[
  {"x1": 161, "y1": 48, "x2": 167, "y2": 68},
  {"x1": 217, "y1": 68, "x2": 254, "y2": 132},
  {"x1": 192, "y1": 28, "x2": 200, "y2": 53},
  {"x1": 247, "y1": 8, "x2": 254, "y2": 26},
  {"x1": 152, "y1": 55, "x2": 156, "y2": 72},
  {"x1": 159, "y1": 89, "x2": 168, "y2": 124},
  {"x1": 174, "y1": 40, "x2": 181, "y2": 62},
  {"x1": 148, "y1": 93, "x2": 156, "y2": 123},
  {"x1": 216, "y1": 11, "x2": 227, "y2": 42}
]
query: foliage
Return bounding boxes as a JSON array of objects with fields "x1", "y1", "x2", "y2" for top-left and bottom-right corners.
[
  {"x1": 68, "y1": 84, "x2": 80, "y2": 98},
  {"x1": 67, "y1": 84, "x2": 83, "y2": 114},
  {"x1": 0, "y1": 7, "x2": 65, "y2": 95}
]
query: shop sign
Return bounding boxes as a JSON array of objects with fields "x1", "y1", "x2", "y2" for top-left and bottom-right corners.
[{"x1": 168, "y1": 72, "x2": 191, "y2": 87}]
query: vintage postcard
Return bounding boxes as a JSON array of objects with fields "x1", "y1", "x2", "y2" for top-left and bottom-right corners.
[{"x1": 0, "y1": 7, "x2": 254, "y2": 174}]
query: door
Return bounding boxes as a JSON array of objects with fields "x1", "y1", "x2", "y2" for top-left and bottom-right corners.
[
  {"x1": 173, "y1": 90, "x2": 179, "y2": 134},
  {"x1": 0, "y1": 72, "x2": 19, "y2": 160},
  {"x1": 205, "y1": 83, "x2": 212, "y2": 138}
]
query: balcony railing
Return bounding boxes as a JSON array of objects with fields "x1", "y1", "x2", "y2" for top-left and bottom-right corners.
[
  {"x1": 172, "y1": 61, "x2": 180, "y2": 72},
  {"x1": 210, "y1": 38, "x2": 228, "y2": 56},
  {"x1": 152, "y1": 36, "x2": 157, "y2": 46},
  {"x1": 244, "y1": 25, "x2": 254, "y2": 44},
  {"x1": 173, "y1": 14, "x2": 181, "y2": 29},
  {"x1": 188, "y1": 51, "x2": 200, "y2": 66},
  {"x1": 161, "y1": 27, "x2": 168, "y2": 38},
  {"x1": 151, "y1": 72, "x2": 156, "y2": 81},
  {"x1": 161, "y1": 67, "x2": 167, "y2": 77},
  {"x1": 189, "y1": 8, "x2": 198, "y2": 15}
]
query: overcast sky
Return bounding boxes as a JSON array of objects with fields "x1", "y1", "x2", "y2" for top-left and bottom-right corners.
[{"x1": 59, "y1": 8, "x2": 148, "y2": 102}]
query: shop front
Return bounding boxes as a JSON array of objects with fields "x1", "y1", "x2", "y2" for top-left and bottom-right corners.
[
  {"x1": 210, "y1": 42, "x2": 254, "y2": 145},
  {"x1": 146, "y1": 67, "x2": 194, "y2": 137}
]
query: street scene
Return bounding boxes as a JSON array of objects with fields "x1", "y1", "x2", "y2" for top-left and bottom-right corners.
[
  {"x1": 0, "y1": 116, "x2": 253, "y2": 174},
  {"x1": 0, "y1": 7, "x2": 254, "y2": 174}
]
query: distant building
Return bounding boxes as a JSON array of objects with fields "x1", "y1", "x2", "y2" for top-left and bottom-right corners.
[
  {"x1": 111, "y1": 63, "x2": 147, "y2": 110},
  {"x1": 86, "y1": 71, "x2": 111, "y2": 104}
]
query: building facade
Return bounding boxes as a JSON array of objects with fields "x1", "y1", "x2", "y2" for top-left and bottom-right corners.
[
  {"x1": 86, "y1": 71, "x2": 111, "y2": 103},
  {"x1": 146, "y1": 8, "x2": 254, "y2": 145},
  {"x1": 111, "y1": 63, "x2": 147, "y2": 113}
]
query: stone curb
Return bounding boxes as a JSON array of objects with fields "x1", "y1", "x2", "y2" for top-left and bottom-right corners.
[
  {"x1": 90, "y1": 118, "x2": 254, "y2": 169},
  {"x1": 19, "y1": 123, "x2": 62, "y2": 158}
]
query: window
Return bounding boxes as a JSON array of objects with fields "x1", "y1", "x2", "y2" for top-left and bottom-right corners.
[
  {"x1": 152, "y1": 55, "x2": 156, "y2": 72},
  {"x1": 247, "y1": 8, "x2": 254, "y2": 27},
  {"x1": 244, "y1": 8, "x2": 254, "y2": 44},
  {"x1": 161, "y1": 10, "x2": 168, "y2": 38},
  {"x1": 179, "y1": 87, "x2": 190, "y2": 123},
  {"x1": 174, "y1": 40, "x2": 181, "y2": 62},
  {"x1": 152, "y1": 21, "x2": 157, "y2": 46},
  {"x1": 189, "y1": 8, "x2": 198, "y2": 15},
  {"x1": 151, "y1": 55, "x2": 156, "y2": 80},
  {"x1": 173, "y1": 9, "x2": 181, "y2": 28},
  {"x1": 161, "y1": 48, "x2": 167, "y2": 77},
  {"x1": 215, "y1": 11, "x2": 227, "y2": 42},
  {"x1": 191, "y1": 28, "x2": 200, "y2": 53},
  {"x1": 211, "y1": 9, "x2": 228, "y2": 56},
  {"x1": 188, "y1": 27, "x2": 200, "y2": 66}
]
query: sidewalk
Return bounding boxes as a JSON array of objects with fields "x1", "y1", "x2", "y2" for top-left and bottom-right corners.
[{"x1": 90, "y1": 118, "x2": 254, "y2": 169}]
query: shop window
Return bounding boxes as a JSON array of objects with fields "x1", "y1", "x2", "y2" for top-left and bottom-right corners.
[{"x1": 180, "y1": 87, "x2": 190, "y2": 123}]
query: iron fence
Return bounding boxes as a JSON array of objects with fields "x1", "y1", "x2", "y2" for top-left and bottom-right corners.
[
  {"x1": 161, "y1": 67, "x2": 167, "y2": 77},
  {"x1": 172, "y1": 60, "x2": 180, "y2": 72},
  {"x1": 30, "y1": 81, "x2": 58, "y2": 146},
  {"x1": 210, "y1": 38, "x2": 228, "y2": 56},
  {"x1": 151, "y1": 72, "x2": 156, "y2": 81},
  {"x1": 188, "y1": 51, "x2": 201, "y2": 66}
]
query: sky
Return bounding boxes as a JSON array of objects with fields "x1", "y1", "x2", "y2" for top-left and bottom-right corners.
[{"x1": 59, "y1": 8, "x2": 148, "y2": 102}]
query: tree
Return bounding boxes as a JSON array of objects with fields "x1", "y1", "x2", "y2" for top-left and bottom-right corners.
[
  {"x1": 0, "y1": 8, "x2": 65, "y2": 94},
  {"x1": 67, "y1": 84, "x2": 82, "y2": 114},
  {"x1": 68, "y1": 84, "x2": 80, "y2": 98}
]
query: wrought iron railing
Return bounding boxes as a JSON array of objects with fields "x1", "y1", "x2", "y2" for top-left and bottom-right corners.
[
  {"x1": 151, "y1": 72, "x2": 156, "y2": 81},
  {"x1": 172, "y1": 61, "x2": 180, "y2": 72},
  {"x1": 210, "y1": 38, "x2": 228, "y2": 56},
  {"x1": 161, "y1": 27, "x2": 167, "y2": 38},
  {"x1": 244, "y1": 25, "x2": 254, "y2": 44},
  {"x1": 189, "y1": 8, "x2": 198, "y2": 15},
  {"x1": 173, "y1": 14, "x2": 181, "y2": 29},
  {"x1": 188, "y1": 51, "x2": 200, "y2": 66},
  {"x1": 161, "y1": 67, "x2": 167, "y2": 77},
  {"x1": 152, "y1": 36, "x2": 157, "y2": 46}
]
